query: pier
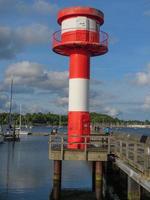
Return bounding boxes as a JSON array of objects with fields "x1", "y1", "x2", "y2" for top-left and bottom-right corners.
[
  {"x1": 49, "y1": 133, "x2": 150, "y2": 200},
  {"x1": 49, "y1": 5, "x2": 150, "y2": 200}
]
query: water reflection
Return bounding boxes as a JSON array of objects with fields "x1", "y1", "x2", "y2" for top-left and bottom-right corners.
[{"x1": 0, "y1": 136, "x2": 92, "y2": 200}]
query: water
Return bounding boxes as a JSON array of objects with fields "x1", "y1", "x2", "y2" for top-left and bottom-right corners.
[
  {"x1": 0, "y1": 127, "x2": 150, "y2": 200},
  {"x1": 113, "y1": 127, "x2": 150, "y2": 136},
  {"x1": 0, "y1": 135, "x2": 91, "y2": 200}
]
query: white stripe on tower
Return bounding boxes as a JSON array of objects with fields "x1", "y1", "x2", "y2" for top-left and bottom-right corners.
[
  {"x1": 62, "y1": 16, "x2": 99, "y2": 33},
  {"x1": 69, "y1": 78, "x2": 89, "y2": 112}
]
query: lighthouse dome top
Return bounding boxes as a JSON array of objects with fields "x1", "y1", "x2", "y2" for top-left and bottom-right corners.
[{"x1": 57, "y1": 6, "x2": 104, "y2": 25}]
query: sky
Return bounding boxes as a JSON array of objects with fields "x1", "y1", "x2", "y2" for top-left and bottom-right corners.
[{"x1": 0, "y1": 0, "x2": 150, "y2": 120}]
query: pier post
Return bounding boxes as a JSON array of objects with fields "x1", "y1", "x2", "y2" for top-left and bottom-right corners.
[
  {"x1": 92, "y1": 161, "x2": 96, "y2": 192},
  {"x1": 95, "y1": 161, "x2": 103, "y2": 200},
  {"x1": 52, "y1": 160, "x2": 62, "y2": 200},
  {"x1": 127, "y1": 177, "x2": 141, "y2": 200}
]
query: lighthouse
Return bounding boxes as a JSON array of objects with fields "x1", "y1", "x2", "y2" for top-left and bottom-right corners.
[{"x1": 52, "y1": 7, "x2": 108, "y2": 149}]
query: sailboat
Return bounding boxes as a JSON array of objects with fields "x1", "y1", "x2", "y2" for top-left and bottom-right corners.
[
  {"x1": 4, "y1": 80, "x2": 20, "y2": 141},
  {"x1": 18, "y1": 104, "x2": 30, "y2": 135}
]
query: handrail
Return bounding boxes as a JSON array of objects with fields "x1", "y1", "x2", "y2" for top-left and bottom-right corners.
[
  {"x1": 110, "y1": 136, "x2": 150, "y2": 177},
  {"x1": 49, "y1": 133, "x2": 150, "y2": 177},
  {"x1": 49, "y1": 134, "x2": 110, "y2": 160}
]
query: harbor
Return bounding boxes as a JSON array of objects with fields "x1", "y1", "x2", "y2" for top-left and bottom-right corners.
[
  {"x1": 0, "y1": 1, "x2": 150, "y2": 200},
  {"x1": 0, "y1": 127, "x2": 150, "y2": 200}
]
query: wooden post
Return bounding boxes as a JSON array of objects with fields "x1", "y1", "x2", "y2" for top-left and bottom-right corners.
[
  {"x1": 127, "y1": 177, "x2": 141, "y2": 200},
  {"x1": 95, "y1": 161, "x2": 103, "y2": 200},
  {"x1": 60, "y1": 136, "x2": 64, "y2": 160},
  {"x1": 52, "y1": 160, "x2": 62, "y2": 200},
  {"x1": 92, "y1": 161, "x2": 96, "y2": 192}
]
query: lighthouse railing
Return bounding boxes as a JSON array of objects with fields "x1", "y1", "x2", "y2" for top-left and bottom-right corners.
[
  {"x1": 52, "y1": 29, "x2": 108, "y2": 48},
  {"x1": 49, "y1": 134, "x2": 111, "y2": 160}
]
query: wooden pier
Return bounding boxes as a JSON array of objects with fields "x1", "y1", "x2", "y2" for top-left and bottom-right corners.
[
  {"x1": 49, "y1": 134, "x2": 110, "y2": 161},
  {"x1": 49, "y1": 133, "x2": 150, "y2": 200}
]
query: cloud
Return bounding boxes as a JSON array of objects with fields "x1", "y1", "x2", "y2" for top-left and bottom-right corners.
[
  {"x1": 90, "y1": 98, "x2": 120, "y2": 117},
  {"x1": 0, "y1": 0, "x2": 58, "y2": 16},
  {"x1": 0, "y1": 24, "x2": 52, "y2": 60},
  {"x1": 55, "y1": 97, "x2": 68, "y2": 107},
  {"x1": 1, "y1": 61, "x2": 68, "y2": 95},
  {"x1": 134, "y1": 63, "x2": 150, "y2": 86},
  {"x1": 32, "y1": 0, "x2": 59, "y2": 15},
  {"x1": 0, "y1": 26, "x2": 23, "y2": 59},
  {"x1": 53, "y1": 86, "x2": 121, "y2": 117},
  {"x1": 18, "y1": 0, "x2": 59, "y2": 16},
  {"x1": 103, "y1": 106, "x2": 121, "y2": 117},
  {"x1": 0, "y1": 94, "x2": 9, "y2": 112},
  {"x1": 0, "y1": 60, "x2": 120, "y2": 116},
  {"x1": 16, "y1": 24, "x2": 51, "y2": 44},
  {"x1": 0, "y1": 93, "x2": 17, "y2": 112}
]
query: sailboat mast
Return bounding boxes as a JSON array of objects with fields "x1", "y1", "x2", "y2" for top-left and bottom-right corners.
[
  {"x1": 19, "y1": 104, "x2": 21, "y2": 130},
  {"x1": 8, "y1": 79, "x2": 13, "y2": 127}
]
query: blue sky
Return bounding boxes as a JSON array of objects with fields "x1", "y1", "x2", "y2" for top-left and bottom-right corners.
[{"x1": 0, "y1": 0, "x2": 150, "y2": 120}]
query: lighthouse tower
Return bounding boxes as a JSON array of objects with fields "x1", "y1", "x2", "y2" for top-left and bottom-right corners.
[{"x1": 52, "y1": 7, "x2": 108, "y2": 149}]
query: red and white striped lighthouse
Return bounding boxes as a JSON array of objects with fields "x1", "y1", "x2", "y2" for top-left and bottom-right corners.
[{"x1": 52, "y1": 7, "x2": 108, "y2": 149}]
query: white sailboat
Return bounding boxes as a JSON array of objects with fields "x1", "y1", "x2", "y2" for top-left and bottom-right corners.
[{"x1": 18, "y1": 105, "x2": 30, "y2": 135}]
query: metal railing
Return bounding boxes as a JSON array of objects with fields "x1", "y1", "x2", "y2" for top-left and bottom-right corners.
[
  {"x1": 49, "y1": 134, "x2": 110, "y2": 160},
  {"x1": 110, "y1": 136, "x2": 150, "y2": 177},
  {"x1": 49, "y1": 133, "x2": 150, "y2": 176},
  {"x1": 52, "y1": 29, "x2": 108, "y2": 48}
]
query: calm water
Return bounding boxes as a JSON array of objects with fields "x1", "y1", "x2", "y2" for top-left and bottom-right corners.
[
  {"x1": 0, "y1": 127, "x2": 150, "y2": 200},
  {"x1": 0, "y1": 135, "x2": 91, "y2": 200},
  {"x1": 113, "y1": 127, "x2": 150, "y2": 136}
]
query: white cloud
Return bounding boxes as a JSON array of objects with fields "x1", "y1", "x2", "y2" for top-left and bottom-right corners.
[
  {"x1": 1, "y1": 61, "x2": 68, "y2": 94},
  {"x1": 55, "y1": 97, "x2": 68, "y2": 107},
  {"x1": 0, "y1": 93, "x2": 17, "y2": 112},
  {"x1": 0, "y1": 0, "x2": 58, "y2": 16},
  {"x1": 134, "y1": 63, "x2": 150, "y2": 86},
  {"x1": 0, "y1": 60, "x2": 121, "y2": 116},
  {"x1": 90, "y1": 98, "x2": 120, "y2": 117},
  {"x1": 0, "y1": 26, "x2": 23, "y2": 59},
  {"x1": 53, "y1": 88, "x2": 120, "y2": 117},
  {"x1": 104, "y1": 106, "x2": 120, "y2": 117},
  {"x1": 32, "y1": 0, "x2": 59, "y2": 15},
  {"x1": 16, "y1": 24, "x2": 51, "y2": 44}
]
